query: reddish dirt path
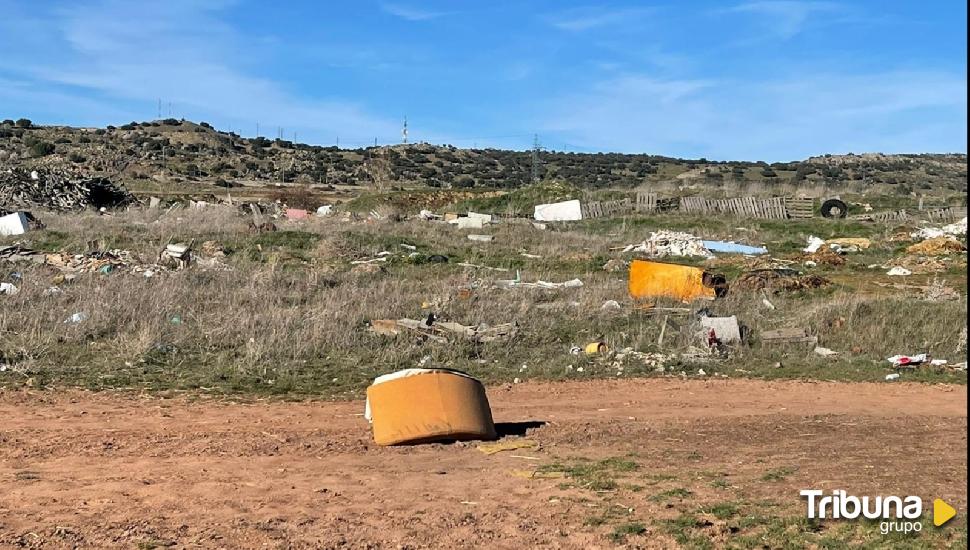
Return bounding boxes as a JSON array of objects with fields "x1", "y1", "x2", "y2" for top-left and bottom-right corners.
[{"x1": 1, "y1": 379, "x2": 966, "y2": 548}]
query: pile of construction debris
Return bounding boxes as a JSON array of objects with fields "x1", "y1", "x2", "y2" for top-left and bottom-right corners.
[
  {"x1": 620, "y1": 231, "x2": 713, "y2": 258},
  {"x1": 1, "y1": 241, "x2": 227, "y2": 276},
  {"x1": 0, "y1": 168, "x2": 134, "y2": 211},
  {"x1": 45, "y1": 249, "x2": 137, "y2": 273}
]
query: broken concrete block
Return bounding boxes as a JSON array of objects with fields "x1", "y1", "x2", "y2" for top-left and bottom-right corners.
[
  {"x1": 453, "y1": 217, "x2": 484, "y2": 229},
  {"x1": 699, "y1": 315, "x2": 742, "y2": 344},
  {"x1": 467, "y1": 234, "x2": 493, "y2": 242}
]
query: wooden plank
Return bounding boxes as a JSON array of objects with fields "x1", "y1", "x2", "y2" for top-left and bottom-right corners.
[{"x1": 761, "y1": 327, "x2": 817, "y2": 344}]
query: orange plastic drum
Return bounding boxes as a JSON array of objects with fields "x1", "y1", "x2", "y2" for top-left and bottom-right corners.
[{"x1": 366, "y1": 369, "x2": 497, "y2": 446}]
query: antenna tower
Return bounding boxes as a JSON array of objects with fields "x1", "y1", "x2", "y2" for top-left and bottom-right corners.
[{"x1": 531, "y1": 134, "x2": 542, "y2": 183}]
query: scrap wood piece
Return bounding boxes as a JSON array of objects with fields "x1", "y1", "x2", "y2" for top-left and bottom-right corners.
[
  {"x1": 761, "y1": 327, "x2": 818, "y2": 344},
  {"x1": 456, "y1": 262, "x2": 510, "y2": 272},
  {"x1": 369, "y1": 319, "x2": 402, "y2": 335},
  {"x1": 370, "y1": 318, "x2": 516, "y2": 343},
  {"x1": 477, "y1": 439, "x2": 540, "y2": 455}
]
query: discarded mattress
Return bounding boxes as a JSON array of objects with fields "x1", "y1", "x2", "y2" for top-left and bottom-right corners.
[
  {"x1": 628, "y1": 259, "x2": 723, "y2": 302},
  {"x1": 365, "y1": 368, "x2": 497, "y2": 446},
  {"x1": 533, "y1": 199, "x2": 582, "y2": 222}
]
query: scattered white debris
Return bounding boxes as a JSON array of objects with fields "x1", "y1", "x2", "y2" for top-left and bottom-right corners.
[
  {"x1": 803, "y1": 236, "x2": 825, "y2": 253},
  {"x1": 911, "y1": 217, "x2": 967, "y2": 240},
  {"x1": 467, "y1": 234, "x2": 493, "y2": 242},
  {"x1": 601, "y1": 299, "x2": 622, "y2": 311},
  {"x1": 887, "y1": 353, "x2": 928, "y2": 367},
  {"x1": 496, "y1": 273, "x2": 584, "y2": 289},
  {"x1": 814, "y1": 346, "x2": 839, "y2": 357},
  {"x1": 0, "y1": 282, "x2": 18, "y2": 295},
  {"x1": 64, "y1": 312, "x2": 89, "y2": 324},
  {"x1": 886, "y1": 266, "x2": 912, "y2": 276},
  {"x1": 885, "y1": 373, "x2": 900, "y2": 381},
  {"x1": 622, "y1": 231, "x2": 712, "y2": 258}
]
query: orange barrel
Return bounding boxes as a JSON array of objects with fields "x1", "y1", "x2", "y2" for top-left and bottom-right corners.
[{"x1": 366, "y1": 369, "x2": 497, "y2": 446}]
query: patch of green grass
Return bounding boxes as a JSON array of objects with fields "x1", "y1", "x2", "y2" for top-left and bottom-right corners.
[
  {"x1": 703, "y1": 501, "x2": 741, "y2": 519},
  {"x1": 649, "y1": 487, "x2": 693, "y2": 503},
  {"x1": 608, "y1": 521, "x2": 648, "y2": 543},
  {"x1": 21, "y1": 229, "x2": 72, "y2": 250},
  {"x1": 661, "y1": 513, "x2": 717, "y2": 550},
  {"x1": 711, "y1": 478, "x2": 731, "y2": 490},
  {"x1": 761, "y1": 466, "x2": 797, "y2": 482},
  {"x1": 540, "y1": 456, "x2": 639, "y2": 492}
]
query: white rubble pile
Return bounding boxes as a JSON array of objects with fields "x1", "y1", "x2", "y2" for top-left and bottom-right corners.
[
  {"x1": 911, "y1": 217, "x2": 967, "y2": 241},
  {"x1": 622, "y1": 230, "x2": 713, "y2": 258}
]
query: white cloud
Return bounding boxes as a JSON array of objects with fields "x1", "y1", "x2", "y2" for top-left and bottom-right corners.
[
  {"x1": 548, "y1": 6, "x2": 654, "y2": 32},
  {"x1": 380, "y1": 2, "x2": 447, "y2": 21},
  {"x1": 724, "y1": 1, "x2": 842, "y2": 39},
  {"x1": 2, "y1": 0, "x2": 401, "y2": 142},
  {"x1": 540, "y1": 71, "x2": 968, "y2": 161}
]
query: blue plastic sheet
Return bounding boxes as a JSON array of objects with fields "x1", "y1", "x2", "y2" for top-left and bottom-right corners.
[{"x1": 702, "y1": 240, "x2": 768, "y2": 255}]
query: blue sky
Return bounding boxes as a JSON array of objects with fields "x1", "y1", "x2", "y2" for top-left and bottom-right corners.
[{"x1": 0, "y1": 1, "x2": 965, "y2": 161}]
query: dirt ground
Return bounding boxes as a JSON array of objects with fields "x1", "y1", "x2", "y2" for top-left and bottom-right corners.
[{"x1": 1, "y1": 379, "x2": 966, "y2": 549}]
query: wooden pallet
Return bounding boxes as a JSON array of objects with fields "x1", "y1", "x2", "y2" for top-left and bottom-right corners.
[
  {"x1": 635, "y1": 191, "x2": 657, "y2": 212},
  {"x1": 679, "y1": 195, "x2": 793, "y2": 219},
  {"x1": 784, "y1": 197, "x2": 815, "y2": 219},
  {"x1": 581, "y1": 198, "x2": 634, "y2": 219}
]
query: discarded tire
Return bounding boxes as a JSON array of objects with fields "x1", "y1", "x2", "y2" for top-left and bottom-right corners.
[{"x1": 820, "y1": 199, "x2": 848, "y2": 219}]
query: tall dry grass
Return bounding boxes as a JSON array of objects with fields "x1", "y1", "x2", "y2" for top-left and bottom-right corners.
[{"x1": 1, "y1": 207, "x2": 965, "y2": 395}]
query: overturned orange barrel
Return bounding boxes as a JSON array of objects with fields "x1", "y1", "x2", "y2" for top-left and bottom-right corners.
[
  {"x1": 365, "y1": 369, "x2": 497, "y2": 446},
  {"x1": 628, "y1": 259, "x2": 723, "y2": 302}
]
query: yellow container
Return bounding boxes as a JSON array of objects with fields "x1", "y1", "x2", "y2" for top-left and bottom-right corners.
[
  {"x1": 628, "y1": 259, "x2": 716, "y2": 302},
  {"x1": 584, "y1": 341, "x2": 607, "y2": 355},
  {"x1": 366, "y1": 369, "x2": 497, "y2": 446}
]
